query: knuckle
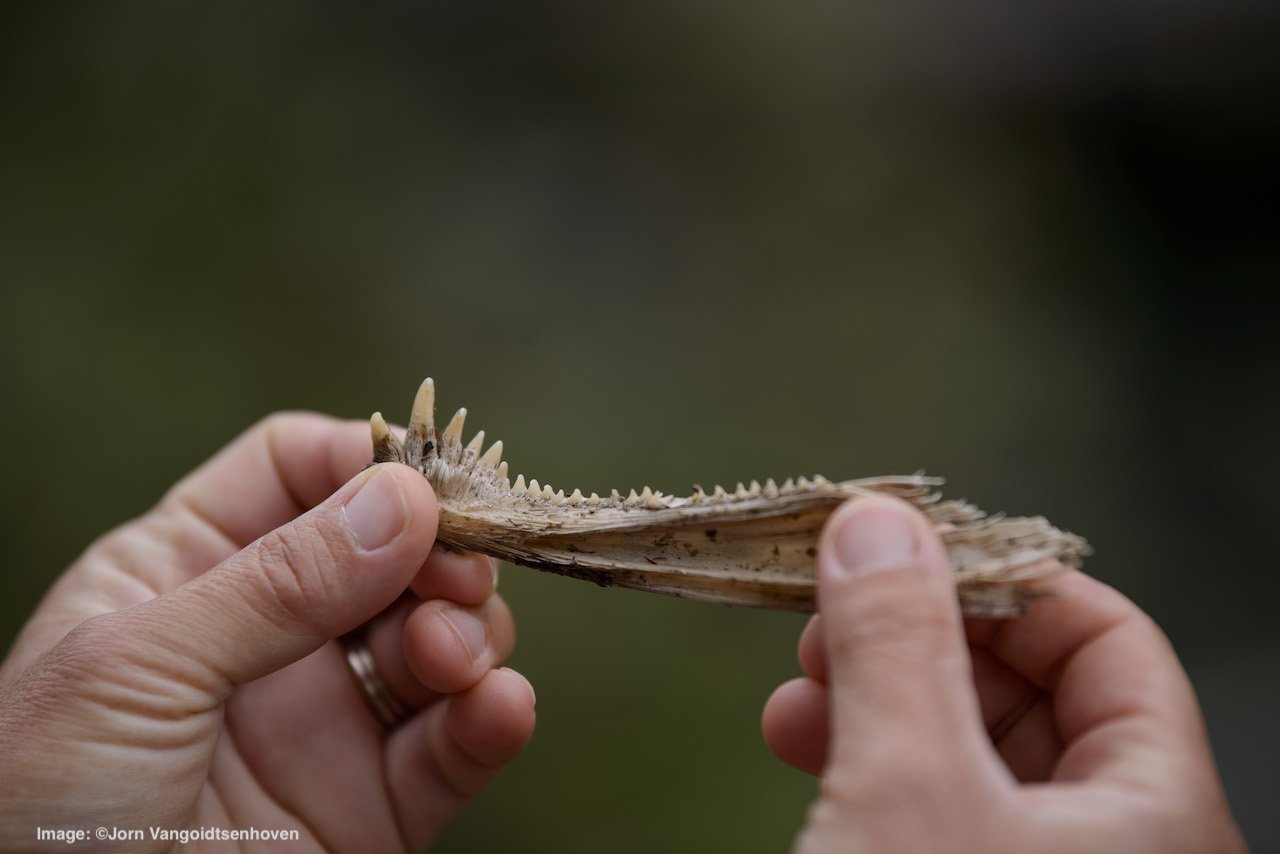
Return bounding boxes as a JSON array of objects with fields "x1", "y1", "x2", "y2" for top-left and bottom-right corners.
[
  {"x1": 254, "y1": 409, "x2": 320, "y2": 438},
  {"x1": 246, "y1": 520, "x2": 346, "y2": 624},
  {"x1": 6, "y1": 615, "x2": 131, "y2": 716},
  {"x1": 825, "y1": 578, "x2": 958, "y2": 667},
  {"x1": 55, "y1": 614, "x2": 131, "y2": 672}
]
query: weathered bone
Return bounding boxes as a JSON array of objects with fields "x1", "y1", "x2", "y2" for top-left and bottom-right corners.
[{"x1": 370, "y1": 379, "x2": 1090, "y2": 618}]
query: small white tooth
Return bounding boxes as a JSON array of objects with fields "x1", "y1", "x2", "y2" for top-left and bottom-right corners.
[
  {"x1": 610, "y1": 489, "x2": 622, "y2": 503},
  {"x1": 513, "y1": 474, "x2": 526, "y2": 491},
  {"x1": 764, "y1": 478, "x2": 779, "y2": 497},
  {"x1": 797, "y1": 476, "x2": 813, "y2": 489},
  {"x1": 781, "y1": 477, "x2": 796, "y2": 493},
  {"x1": 689, "y1": 484, "x2": 705, "y2": 502},
  {"x1": 586, "y1": 492, "x2": 601, "y2": 505},
  {"x1": 814, "y1": 474, "x2": 832, "y2": 486},
  {"x1": 749, "y1": 479, "x2": 762, "y2": 495},
  {"x1": 480, "y1": 440, "x2": 504, "y2": 467},
  {"x1": 734, "y1": 482, "x2": 748, "y2": 498},
  {"x1": 553, "y1": 488, "x2": 566, "y2": 503},
  {"x1": 529, "y1": 478, "x2": 541, "y2": 494},
  {"x1": 713, "y1": 485, "x2": 727, "y2": 500},
  {"x1": 569, "y1": 488, "x2": 584, "y2": 504},
  {"x1": 442, "y1": 408, "x2": 467, "y2": 446},
  {"x1": 644, "y1": 491, "x2": 664, "y2": 508},
  {"x1": 625, "y1": 489, "x2": 641, "y2": 506},
  {"x1": 465, "y1": 430, "x2": 485, "y2": 455},
  {"x1": 641, "y1": 486, "x2": 654, "y2": 499},
  {"x1": 370, "y1": 411, "x2": 392, "y2": 446},
  {"x1": 543, "y1": 485, "x2": 556, "y2": 500},
  {"x1": 495, "y1": 461, "x2": 509, "y2": 480}
]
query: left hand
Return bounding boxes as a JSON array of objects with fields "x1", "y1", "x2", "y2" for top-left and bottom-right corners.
[{"x1": 0, "y1": 413, "x2": 535, "y2": 851}]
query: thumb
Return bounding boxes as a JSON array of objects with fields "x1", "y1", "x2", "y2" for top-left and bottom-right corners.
[
  {"x1": 124, "y1": 463, "x2": 438, "y2": 692},
  {"x1": 817, "y1": 495, "x2": 986, "y2": 776}
]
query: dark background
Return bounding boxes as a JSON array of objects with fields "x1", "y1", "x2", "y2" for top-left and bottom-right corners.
[{"x1": 2, "y1": 3, "x2": 1277, "y2": 851}]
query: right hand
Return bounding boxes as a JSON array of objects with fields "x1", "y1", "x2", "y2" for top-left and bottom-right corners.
[{"x1": 762, "y1": 495, "x2": 1246, "y2": 853}]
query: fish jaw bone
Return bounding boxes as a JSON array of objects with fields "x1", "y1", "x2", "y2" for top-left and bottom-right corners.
[{"x1": 370, "y1": 380, "x2": 1089, "y2": 618}]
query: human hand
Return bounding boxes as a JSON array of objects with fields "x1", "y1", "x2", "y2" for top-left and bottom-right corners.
[
  {"x1": 762, "y1": 496, "x2": 1246, "y2": 853},
  {"x1": 0, "y1": 414, "x2": 535, "y2": 852}
]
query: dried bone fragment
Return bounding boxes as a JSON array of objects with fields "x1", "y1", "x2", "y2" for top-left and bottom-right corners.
[{"x1": 369, "y1": 379, "x2": 1089, "y2": 618}]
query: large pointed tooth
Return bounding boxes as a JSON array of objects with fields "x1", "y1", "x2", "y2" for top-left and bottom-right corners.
[
  {"x1": 442, "y1": 407, "x2": 467, "y2": 446},
  {"x1": 480, "y1": 440, "x2": 504, "y2": 467},
  {"x1": 641, "y1": 486, "x2": 654, "y2": 499},
  {"x1": 764, "y1": 478, "x2": 779, "y2": 497},
  {"x1": 625, "y1": 489, "x2": 641, "y2": 506},
  {"x1": 749, "y1": 479, "x2": 762, "y2": 495},
  {"x1": 370, "y1": 412, "x2": 404, "y2": 463},
  {"x1": 402, "y1": 379, "x2": 435, "y2": 465},
  {"x1": 610, "y1": 489, "x2": 622, "y2": 504},
  {"x1": 734, "y1": 482, "x2": 748, "y2": 498},
  {"x1": 712, "y1": 484, "x2": 727, "y2": 500},
  {"x1": 465, "y1": 430, "x2": 485, "y2": 455},
  {"x1": 408, "y1": 378, "x2": 435, "y2": 435},
  {"x1": 513, "y1": 474, "x2": 526, "y2": 492}
]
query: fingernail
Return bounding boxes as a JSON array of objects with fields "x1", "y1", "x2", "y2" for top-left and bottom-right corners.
[
  {"x1": 440, "y1": 607, "x2": 487, "y2": 663},
  {"x1": 343, "y1": 466, "x2": 408, "y2": 551},
  {"x1": 833, "y1": 502, "x2": 919, "y2": 576}
]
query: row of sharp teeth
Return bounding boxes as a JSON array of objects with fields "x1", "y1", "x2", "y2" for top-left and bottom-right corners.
[
  {"x1": 503, "y1": 474, "x2": 835, "y2": 508},
  {"x1": 377, "y1": 378, "x2": 838, "y2": 509}
]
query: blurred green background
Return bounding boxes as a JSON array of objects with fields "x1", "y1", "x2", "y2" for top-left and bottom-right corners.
[{"x1": 2, "y1": 3, "x2": 1277, "y2": 851}]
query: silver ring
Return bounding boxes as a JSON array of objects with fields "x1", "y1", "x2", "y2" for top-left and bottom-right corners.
[
  {"x1": 987, "y1": 689, "x2": 1044, "y2": 744},
  {"x1": 340, "y1": 625, "x2": 411, "y2": 730}
]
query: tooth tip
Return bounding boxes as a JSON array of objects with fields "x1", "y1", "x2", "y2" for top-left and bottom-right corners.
[
  {"x1": 480, "y1": 439, "x2": 504, "y2": 467},
  {"x1": 442, "y1": 407, "x2": 468, "y2": 444}
]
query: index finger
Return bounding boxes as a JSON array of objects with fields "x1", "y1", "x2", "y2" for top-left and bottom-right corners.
[{"x1": 162, "y1": 412, "x2": 380, "y2": 548}]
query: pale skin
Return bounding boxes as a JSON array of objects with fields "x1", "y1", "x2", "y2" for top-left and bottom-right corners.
[
  {"x1": 762, "y1": 497, "x2": 1248, "y2": 853},
  {"x1": 0, "y1": 415, "x2": 1248, "y2": 852},
  {"x1": 0, "y1": 414, "x2": 534, "y2": 852}
]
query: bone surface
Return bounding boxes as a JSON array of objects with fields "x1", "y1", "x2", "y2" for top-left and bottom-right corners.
[{"x1": 372, "y1": 378, "x2": 1090, "y2": 618}]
